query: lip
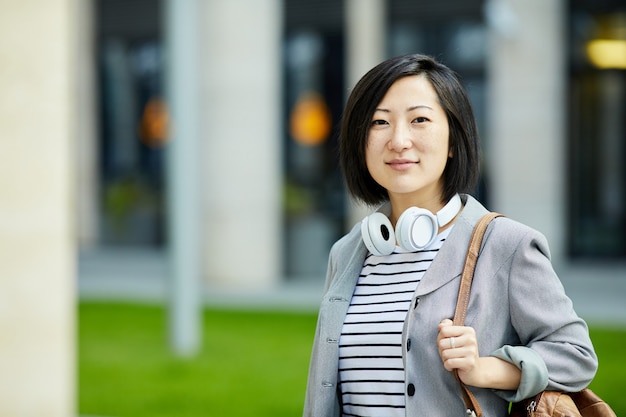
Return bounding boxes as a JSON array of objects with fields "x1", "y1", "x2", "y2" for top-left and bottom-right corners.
[{"x1": 387, "y1": 158, "x2": 418, "y2": 171}]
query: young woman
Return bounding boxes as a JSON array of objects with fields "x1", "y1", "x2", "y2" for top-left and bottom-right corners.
[{"x1": 302, "y1": 54, "x2": 597, "y2": 417}]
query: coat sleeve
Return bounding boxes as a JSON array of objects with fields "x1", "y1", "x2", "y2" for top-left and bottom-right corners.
[
  {"x1": 502, "y1": 223, "x2": 598, "y2": 394},
  {"x1": 490, "y1": 345, "x2": 548, "y2": 401}
]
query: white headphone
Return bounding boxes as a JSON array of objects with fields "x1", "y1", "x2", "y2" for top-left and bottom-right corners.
[{"x1": 361, "y1": 194, "x2": 462, "y2": 256}]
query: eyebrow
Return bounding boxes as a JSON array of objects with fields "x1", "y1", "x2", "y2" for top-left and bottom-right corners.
[{"x1": 374, "y1": 105, "x2": 434, "y2": 112}]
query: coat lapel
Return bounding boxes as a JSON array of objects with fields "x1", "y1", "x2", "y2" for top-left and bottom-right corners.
[{"x1": 415, "y1": 195, "x2": 490, "y2": 296}]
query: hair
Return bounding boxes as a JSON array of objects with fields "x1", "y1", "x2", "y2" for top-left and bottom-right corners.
[{"x1": 339, "y1": 53, "x2": 481, "y2": 206}]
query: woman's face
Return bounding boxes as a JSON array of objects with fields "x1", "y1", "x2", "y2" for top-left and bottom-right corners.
[{"x1": 365, "y1": 74, "x2": 451, "y2": 206}]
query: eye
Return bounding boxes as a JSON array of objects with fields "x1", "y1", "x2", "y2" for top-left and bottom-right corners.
[
  {"x1": 371, "y1": 119, "x2": 388, "y2": 126},
  {"x1": 413, "y1": 116, "x2": 429, "y2": 123}
]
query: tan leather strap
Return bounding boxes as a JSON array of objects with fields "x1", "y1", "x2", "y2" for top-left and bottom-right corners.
[
  {"x1": 453, "y1": 212, "x2": 503, "y2": 325},
  {"x1": 453, "y1": 212, "x2": 504, "y2": 417}
]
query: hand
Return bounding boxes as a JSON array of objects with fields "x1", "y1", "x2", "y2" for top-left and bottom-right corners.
[
  {"x1": 437, "y1": 319, "x2": 482, "y2": 386},
  {"x1": 437, "y1": 319, "x2": 521, "y2": 390}
]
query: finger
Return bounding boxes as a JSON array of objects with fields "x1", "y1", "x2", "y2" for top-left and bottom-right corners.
[
  {"x1": 442, "y1": 356, "x2": 473, "y2": 372},
  {"x1": 442, "y1": 356, "x2": 461, "y2": 372},
  {"x1": 438, "y1": 318, "x2": 453, "y2": 330},
  {"x1": 438, "y1": 325, "x2": 464, "y2": 339},
  {"x1": 439, "y1": 335, "x2": 461, "y2": 351},
  {"x1": 440, "y1": 346, "x2": 465, "y2": 370},
  {"x1": 439, "y1": 324, "x2": 477, "y2": 340}
]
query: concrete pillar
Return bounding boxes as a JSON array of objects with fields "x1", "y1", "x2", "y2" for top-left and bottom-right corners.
[
  {"x1": 0, "y1": 1, "x2": 76, "y2": 416},
  {"x1": 486, "y1": 0, "x2": 566, "y2": 266},
  {"x1": 200, "y1": 0, "x2": 282, "y2": 289},
  {"x1": 345, "y1": 0, "x2": 387, "y2": 229}
]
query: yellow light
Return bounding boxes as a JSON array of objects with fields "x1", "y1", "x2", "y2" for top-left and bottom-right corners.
[{"x1": 586, "y1": 39, "x2": 626, "y2": 69}]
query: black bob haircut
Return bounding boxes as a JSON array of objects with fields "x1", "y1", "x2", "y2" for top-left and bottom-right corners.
[{"x1": 339, "y1": 53, "x2": 481, "y2": 206}]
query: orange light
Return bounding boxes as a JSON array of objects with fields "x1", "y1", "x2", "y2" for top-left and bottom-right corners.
[
  {"x1": 138, "y1": 98, "x2": 170, "y2": 148},
  {"x1": 289, "y1": 92, "x2": 332, "y2": 146}
]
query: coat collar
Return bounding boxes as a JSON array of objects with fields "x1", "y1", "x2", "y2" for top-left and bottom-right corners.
[
  {"x1": 327, "y1": 194, "x2": 491, "y2": 298},
  {"x1": 416, "y1": 194, "x2": 490, "y2": 295}
]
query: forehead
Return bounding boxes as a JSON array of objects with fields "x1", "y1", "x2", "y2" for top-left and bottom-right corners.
[{"x1": 376, "y1": 74, "x2": 441, "y2": 108}]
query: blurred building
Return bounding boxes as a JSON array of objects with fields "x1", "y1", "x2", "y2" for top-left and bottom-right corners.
[
  {"x1": 76, "y1": 0, "x2": 626, "y2": 294},
  {"x1": 2, "y1": 0, "x2": 624, "y2": 414}
]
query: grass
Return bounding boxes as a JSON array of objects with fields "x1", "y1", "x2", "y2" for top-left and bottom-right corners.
[
  {"x1": 587, "y1": 327, "x2": 626, "y2": 413},
  {"x1": 78, "y1": 302, "x2": 318, "y2": 417},
  {"x1": 79, "y1": 302, "x2": 626, "y2": 417}
]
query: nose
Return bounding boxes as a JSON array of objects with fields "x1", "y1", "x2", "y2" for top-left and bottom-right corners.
[{"x1": 388, "y1": 123, "x2": 412, "y2": 152}]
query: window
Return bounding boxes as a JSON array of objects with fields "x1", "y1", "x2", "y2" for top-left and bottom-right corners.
[
  {"x1": 568, "y1": 0, "x2": 626, "y2": 258},
  {"x1": 96, "y1": 0, "x2": 166, "y2": 246},
  {"x1": 283, "y1": 0, "x2": 346, "y2": 279}
]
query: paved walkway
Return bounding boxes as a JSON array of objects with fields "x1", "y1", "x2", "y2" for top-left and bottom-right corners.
[
  {"x1": 557, "y1": 263, "x2": 626, "y2": 326},
  {"x1": 78, "y1": 248, "x2": 626, "y2": 326}
]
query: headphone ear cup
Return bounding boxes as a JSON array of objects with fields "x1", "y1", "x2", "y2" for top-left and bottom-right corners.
[
  {"x1": 396, "y1": 207, "x2": 438, "y2": 251},
  {"x1": 361, "y1": 212, "x2": 395, "y2": 256}
]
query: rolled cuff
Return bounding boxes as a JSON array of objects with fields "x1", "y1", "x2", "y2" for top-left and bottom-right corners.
[{"x1": 490, "y1": 345, "x2": 549, "y2": 402}]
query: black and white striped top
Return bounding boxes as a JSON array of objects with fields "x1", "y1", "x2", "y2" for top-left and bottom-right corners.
[{"x1": 338, "y1": 228, "x2": 451, "y2": 417}]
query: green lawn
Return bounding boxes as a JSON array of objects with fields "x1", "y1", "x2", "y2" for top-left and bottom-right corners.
[
  {"x1": 79, "y1": 302, "x2": 626, "y2": 417},
  {"x1": 79, "y1": 302, "x2": 317, "y2": 417},
  {"x1": 587, "y1": 326, "x2": 626, "y2": 414}
]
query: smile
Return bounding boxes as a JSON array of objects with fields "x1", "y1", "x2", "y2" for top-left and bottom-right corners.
[{"x1": 387, "y1": 159, "x2": 418, "y2": 171}]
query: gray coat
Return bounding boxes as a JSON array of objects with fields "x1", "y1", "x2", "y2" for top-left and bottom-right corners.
[{"x1": 303, "y1": 194, "x2": 597, "y2": 417}]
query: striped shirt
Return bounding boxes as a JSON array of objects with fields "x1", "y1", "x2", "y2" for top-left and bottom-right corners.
[{"x1": 338, "y1": 227, "x2": 451, "y2": 417}]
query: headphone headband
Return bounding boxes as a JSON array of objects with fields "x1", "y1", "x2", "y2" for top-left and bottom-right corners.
[{"x1": 436, "y1": 193, "x2": 462, "y2": 228}]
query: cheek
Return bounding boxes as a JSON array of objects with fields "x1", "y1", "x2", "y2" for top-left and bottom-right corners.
[
  {"x1": 364, "y1": 146, "x2": 376, "y2": 174},
  {"x1": 436, "y1": 127, "x2": 452, "y2": 160},
  {"x1": 364, "y1": 136, "x2": 381, "y2": 160},
  {"x1": 364, "y1": 141, "x2": 385, "y2": 178}
]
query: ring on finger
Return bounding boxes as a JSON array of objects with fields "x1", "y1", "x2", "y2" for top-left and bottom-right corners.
[{"x1": 449, "y1": 336, "x2": 456, "y2": 349}]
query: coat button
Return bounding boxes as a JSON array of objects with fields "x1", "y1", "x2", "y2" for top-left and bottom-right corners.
[
  {"x1": 407, "y1": 383, "x2": 415, "y2": 396},
  {"x1": 406, "y1": 338, "x2": 411, "y2": 351}
]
